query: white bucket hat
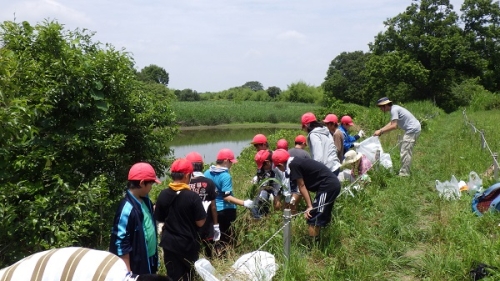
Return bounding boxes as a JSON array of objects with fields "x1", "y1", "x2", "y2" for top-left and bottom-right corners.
[{"x1": 342, "y1": 150, "x2": 363, "y2": 166}]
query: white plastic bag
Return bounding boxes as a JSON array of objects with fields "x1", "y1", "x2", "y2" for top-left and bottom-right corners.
[
  {"x1": 467, "y1": 171, "x2": 483, "y2": 195},
  {"x1": 380, "y1": 152, "x2": 393, "y2": 169},
  {"x1": 356, "y1": 136, "x2": 383, "y2": 163},
  {"x1": 195, "y1": 251, "x2": 277, "y2": 281},
  {"x1": 356, "y1": 136, "x2": 393, "y2": 169},
  {"x1": 435, "y1": 175, "x2": 461, "y2": 200}
]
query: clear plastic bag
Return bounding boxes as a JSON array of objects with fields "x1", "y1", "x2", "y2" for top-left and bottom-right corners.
[
  {"x1": 467, "y1": 171, "x2": 483, "y2": 195},
  {"x1": 435, "y1": 175, "x2": 461, "y2": 200}
]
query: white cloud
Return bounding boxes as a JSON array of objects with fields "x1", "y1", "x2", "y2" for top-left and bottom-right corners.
[
  {"x1": 277, "y1": 30, "x2": 306, "y2": 41},
  {"x1": 1, "y1": 0, "x2": 92, "y2": 27}
]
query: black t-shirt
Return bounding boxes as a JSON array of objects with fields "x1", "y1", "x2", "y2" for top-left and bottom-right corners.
[
  {"x1": 288, "y1": 157, "x2": 340, "y2": 193},
  {"x1": 154, "y1": 188, "x2": 206, "y2": 258},
  {"x1": 189, "y1": 176, "x2": 217, "y2": 239}
]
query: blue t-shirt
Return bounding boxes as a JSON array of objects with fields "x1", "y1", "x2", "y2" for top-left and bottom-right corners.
[{"x1": 204, "y1": 166, "x2": 237, "y2": 211}]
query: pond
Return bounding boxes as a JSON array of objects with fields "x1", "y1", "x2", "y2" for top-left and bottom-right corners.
[{"x1": 168, "y1": 127, "x2": 292, "y2": 164}]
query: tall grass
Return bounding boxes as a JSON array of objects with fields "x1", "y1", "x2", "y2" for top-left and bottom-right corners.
[
  {"x1": 206, "y1": 103, "x2": 500, "y2": 280},
  {"x1": 173, "y1": 101, "x2": 321, "y2": 126}
]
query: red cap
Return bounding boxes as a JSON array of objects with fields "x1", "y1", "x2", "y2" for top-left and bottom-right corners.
[
  {"x1": 323, "y1": 114, "x2": 338, "y2": 124},
  {"x1": 301, "y1": 112, "x2": 317, "y2": 126},
  {"x1": 251, "y1": 134, "x2": 268, "y2": 145},
  {"x1": 254, "y1": 150, "x2": 271, "y2": 169},
  {"x1": 272, "y1": 149, "x2": 290, "y2": 166},
  {"x1": 294, "y1": 135, "x2": 307, "y2": 145},
  {"x1": 217, "y1": 148, "x2": 238, "y2": 163},
  {"x1": 170, "y1": 158, "x2": 194, "y2": 174},
  {"x1": 341, "y1": 115, "x2": 354, "y2": 126},
  {"x1": 276, "y1": 139, "x2": 288, "y2": 150},
  {"x1": 186, "y1": 152, "x2": 203, "y2": 163},
  {"x1": 128, "y1": 162, "x2": 161, "y2": 183}
]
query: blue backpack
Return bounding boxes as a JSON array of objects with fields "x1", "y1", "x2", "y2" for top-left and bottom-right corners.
[{"x1": 472, "y1": 183, "x2": 500, "y2": 216}]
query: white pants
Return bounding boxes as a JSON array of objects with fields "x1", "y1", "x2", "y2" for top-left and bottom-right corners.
[{"x1": 399, "y1": 132, "x2": 420, "y2": 176}]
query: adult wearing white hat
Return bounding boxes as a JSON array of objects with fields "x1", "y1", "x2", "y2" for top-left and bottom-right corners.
[{"x1": 373, "y1": 97, "x2": 421, "y2": 177}]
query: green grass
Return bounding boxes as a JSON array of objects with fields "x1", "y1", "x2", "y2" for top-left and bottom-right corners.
[
  {"x1": 173, "y1": 100, "x2": 321, "y2": 126},
  {"x1": 192, "y1": 104, "x2": 500, "y2": 280}
]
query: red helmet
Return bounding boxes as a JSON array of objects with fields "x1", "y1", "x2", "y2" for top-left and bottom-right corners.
[
  {"x1": 185, "y1": 152, "x2": 203, "y2": 163},
  {"x1": 340, "y1": 115, "x2": 354, "y2": 126},
  {"x1": 251, "y1": 134, "x2": 268, "y2": 145},
  {"x1": 323, "y1": 114, "x2": 339, "y2": 124},
  {"x1": 276, "y1": 139, "x2": 288, "y2": 150},
  {"x1": 301, "y1": 112, "x2": 317, "y2": 126},
  {"x1": 294, "y1": 135, "x2": 307, "y2": 145},
  {"x1": 272, "y1": 149, "x2": 290, "y2": 166}
]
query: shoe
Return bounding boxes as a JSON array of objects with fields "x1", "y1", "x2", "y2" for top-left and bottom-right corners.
[{"x1": 398, "y1": 173, "x2": 410, "y2": 177}]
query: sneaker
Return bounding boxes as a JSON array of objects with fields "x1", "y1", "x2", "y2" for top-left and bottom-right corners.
[{"x1": 398, "y1": 172, "x2": 410, "y2": 177}]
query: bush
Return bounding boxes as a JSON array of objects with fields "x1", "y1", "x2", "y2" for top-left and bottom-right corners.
[{"x1": 0, "y1": 20, "x2": 177, "y2": 266}]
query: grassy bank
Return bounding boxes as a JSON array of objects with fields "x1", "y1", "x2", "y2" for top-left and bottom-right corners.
[
  {"x1": 173, "y1": 101, "x2": 321, "y2": 126},
  {"x1": 179, "y1": 122, "x2": 300, "y2": 131},
  {"x1": 204, "y1": 104, "x2": 500, "y2": 280}
]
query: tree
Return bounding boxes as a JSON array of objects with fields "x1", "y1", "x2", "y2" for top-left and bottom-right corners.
[
  {"x1": 322, "y1": 51, "x2": 371, "y2": 106},
  {"x1": 367, "y1": 0, "x2": 484, "y2": 112},
  {"x1": 242, "y1": 81, "x2": 264, "y2": 91},
  {"x1": 175, "y1": 88, "x2": 201, "y2": 101},
  {"x1": 137, "y1": 64, "x2": 169, "y2": 86},
  {"x1": 266, "y1": 86, "x2": 281, "y2": 98},
  {"x1": 0, "y1": 20, "x2": 177, "y2": 266},
  {"x1": 461, "y1": 0, "x2": 500, "y2": 92},
  {"x1": 280, "y1": 81, "x2": 322, "y2": 104}
]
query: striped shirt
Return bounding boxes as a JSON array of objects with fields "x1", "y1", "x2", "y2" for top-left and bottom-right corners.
[{"x1": 0, "y1": 247, "x2": 129, "y2": 281}]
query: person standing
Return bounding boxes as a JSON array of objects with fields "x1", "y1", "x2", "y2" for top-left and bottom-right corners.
[
  {"x1": 185, "y1": 151, "x2": 220, "y2": 259},
  {"x1": 301, "y1": 112, "x2": 341, "y2": 175},
  {"x1": 109, "y1": 162, "x2": 160, "y2": 275},
  {"x1": 204, "y1": 149, "x2": 254, "y2": 253},
  {"x1": 339, "y1": 115, "x2": 365, "y2": 155},
  {"x1": 373, "y1": 97, "x2": 421, "y2": 177},
  {"x1": 323, "y1": 114, "x2": 344, "y2": 161},
  {"x1": 154, "y1": 158, "x2": 206, "y2": 281},
  {"x1": 272, "y1": 149, "x2": 341, "y2": 243}
]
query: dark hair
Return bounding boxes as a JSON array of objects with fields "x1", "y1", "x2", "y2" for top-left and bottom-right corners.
[
  {"x1": 192, "y1": 162, "x2": 204, "y2": 172},
  {"x1": 170, "y1": 172, "x2": 185, "y2": 180},
  {"x1": 216, "y1": 160, "x2": 224, "y2": 165},
  {"x1": 136, "y1": 274, "x2": 173, "y2": 281},
  {"x1": 305, "y1": 120, "x2": 325, "y2": 133},
  {"x1": 295, "y1": 141, "x2": 305, "y2": 145},
  {"x1": 127, "y1": 180, "x2": 155, "y2": 189}
]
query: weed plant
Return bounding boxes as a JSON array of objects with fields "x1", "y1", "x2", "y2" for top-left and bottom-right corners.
[{"x1": 173, "y1": 101, "x2": 321, "y2": 126}]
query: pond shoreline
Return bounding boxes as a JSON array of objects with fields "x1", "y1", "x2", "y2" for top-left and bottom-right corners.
[{"x1": 179, "y1": 122, "x2": 300, "y2": 131}]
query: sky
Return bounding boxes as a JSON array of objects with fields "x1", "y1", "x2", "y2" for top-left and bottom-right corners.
[{"x1": 1, "y1": 0, "x2": 464, "y2": 93}]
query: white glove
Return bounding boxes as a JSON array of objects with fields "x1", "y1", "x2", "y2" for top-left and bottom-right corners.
[
  {"x1": 202, "y1": 201, "x2": 211, "y2": 213},
  {"x1": 353, "y1": 142, "x2": 360, "y2": 148},
  {"x1": 243, "y1": 199, "x2": 254, "y2": 209},
  {"x1": 252, "y1": 175, "x2": 258, "y2": 184},
  {"x1": 358, "y1": 130, "x2": 365, "y2": 138},
  {"x1": 157, "y1": 222, "x2": 164, "y2": 235},
  {"x1": 213, "y1": 224, "x2": 221, "y2": 241}
]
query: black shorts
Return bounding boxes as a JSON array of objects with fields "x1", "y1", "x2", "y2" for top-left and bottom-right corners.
[{"x1": 307, "y1": 189, "x2": 339, "y2": 227}]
